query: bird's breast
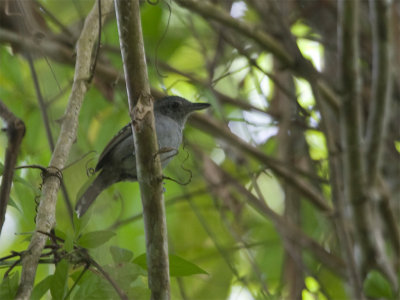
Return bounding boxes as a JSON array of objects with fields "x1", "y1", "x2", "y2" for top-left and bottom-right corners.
[{"x1": 155, "y1": 116, "x2": 183, "y2": 167}]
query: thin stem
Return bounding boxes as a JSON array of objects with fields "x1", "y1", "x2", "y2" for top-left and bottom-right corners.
[{"x1": 89, "y1": 259, "x2": 128, "y2": 300}]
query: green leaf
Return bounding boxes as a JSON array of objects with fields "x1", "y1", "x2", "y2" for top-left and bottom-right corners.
[
  {"x1": 133, "y1": 254, "x2": 208, "y2": 277},
  {"x1": 73, "y1": 208, "x2": 91, "y2": 238},
  {"x1": 71, "y1": 270, "x2": 115, "y2": 299},
  {"x1": 363, "y1": 270, "x2": 394, "y2": 299},
  {"x1": 54, "y1": 228, "x2": 67, "y2": 242},
  {"x1": 131, "y1": 253, "x2": 146, "y2": 268},
  {"x1": 70, "y1": 262, "x2": 147, "y2": 299},
  {"x1": 104, "y1": 262, "x2": 146, "y2": 288},
  {"x1": 78, "y1": 230, "x2": 116, "y2": 249},
  {"x1": 169, "y1": 255, "x2": 208, "y2": 277},
  {"x1": 31, "y1": 275, "x2": 52, "y2": 300},
  {"x1": 7, "y1": 196, "x2": 22, "y2": 214},
  {"x1": 64, "y1": 233, "x2": 74, "y2": 252},
  {"x1": 0, "y1": 271, "x2": 19, "y2": 300},
  {"x1": 110, "y1": 246, "x2": 133, "y2": 264},
  {"x1": 13, "y1": 174, "x2": 40, "y2": 192},
  {"x1": 50, "y1": 259, "x2": 69, "y2": 300}
]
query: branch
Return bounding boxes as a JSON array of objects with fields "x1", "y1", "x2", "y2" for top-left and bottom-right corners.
[
  {"x1": 0, "y1": 28, "x2": 121, "y2": 95},
  {"x1": 366, "y1": 0, "x2": 393, "y2": 184},
  {"x1": 174, "y1": 0, "x2": 340, "y2": 111},
  {"x1": 272, "y1": 58, "x2": 304, "y2": 299},
  {"x1": 365, "y1": 1, "x2": 398, "y2": 287},
  {"x1": 338, "y1": 1, "x2": 366, "y2": 298},
  {"x1": 15, "y1": 1, "x2": 114, "y2": 299},
  {"x1": 0, "y1": 100, "x2": 25, "y2": 234},
  {"x1": 159, "y1": 62, "x2": 267, "y2": 114},
  {"x1": 201, "y1": 154, "x2": 346, "y2": 277},
  {"x1": 114, "y1": 1, "x2": 170, "y2": 299},
  {"x1": 175, "y1": 0, "x2": 292, "y2": 66},
  {"x1": 190, "y1": 114, "x2": 333, "y2": 214},
  {"x1": 310, "y1": 85, "x2": 363, "y2": 297},
  {"x1": 0, "y1": 28, "x2": 73, "y2": 63},
  {"x1": 108, "y1": 189, "x2": 206, "y2": 230}
]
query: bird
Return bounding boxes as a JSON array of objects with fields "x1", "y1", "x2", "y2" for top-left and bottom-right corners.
[{"x1": 75, "y1": 96, "x2": 210, "y2": 217}]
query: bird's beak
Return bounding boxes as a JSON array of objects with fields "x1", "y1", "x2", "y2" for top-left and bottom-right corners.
[{"x1": 190, "y1": 102, "x2": 211, "y2": 112}]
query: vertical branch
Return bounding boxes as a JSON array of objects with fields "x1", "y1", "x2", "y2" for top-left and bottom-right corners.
[
  {"x1": 305, "y1": 3, "x2": 363, "y2": 296},
  {"x1": 338, "y1": 1, "x2": 367, "y2": 298},
  {"x1": 339, "y1": 1, "x2": 371, "y2": 296},
  {"x1": 312, "y1": 86, "x2": 363, "y2": 295},
  {"x1": 272, "y1": 57, "x2": 305, "y2": 300},
  {"x1": 366, "y1": 0, "x2": 393, "y2": 184},
  {"x1": 366, "y1": 0, "x2": 399, "y2": 285},
  {"x1": 0, "y1": 100, "x2": 25, "y2": 234},
  {"x1": 339, "y1": 0, "x2": 364, "y2": 193},
  {"x1": 15, "y1": 1, "x2": 114, "y2": 299},
  {"x1": 114, "y1": 1, "x2": 170, "y2": 299}
]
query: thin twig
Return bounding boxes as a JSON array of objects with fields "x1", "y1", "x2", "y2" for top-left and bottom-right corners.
[
  {"x1": 108, "y1": 189, "x2": 207, "y2": 230},
  {"x1": 38, "y1": 3, "x2": 75, "y2": 39},
  {"x1": 64, "y1": 264, "x2": 89, "y2": 300},
  {"x1": 0, "y1": 100, "x2": 25, "y2": 235},
  {"x1": 88, "y1": 0, "x2": 102, "y2": 83},
  {"x1": 186, "y1": 196, "x2": 257, "y2": 298},
  {"x1": 174, "y1": 0, "x2": 340, "y2": 111},
  {"x1": 89, "y1": 258, "x2": 128, "y2": 300},
  {"x1": 190, "y1": 114, "x2": 333, "y2": 213},
  {"x1": 201, "y1": 153, "x2": 347, "y2": 277},
  {"x1": 26, "y1": 55, "x2": 54, "y2": 150},
  {"x1": 26, "y1": 54, "x2": 74, "y2": 222},
  {"x1": 3, "y1": 259, "x2": 21, "y2": 278}
]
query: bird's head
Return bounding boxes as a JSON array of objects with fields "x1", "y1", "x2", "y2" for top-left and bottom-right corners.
[{"x1": 154, "y1": 96, "x2": 210, "y2": 127}]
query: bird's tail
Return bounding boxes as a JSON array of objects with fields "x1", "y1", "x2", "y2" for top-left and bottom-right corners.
[{"x1": 75, "y1": 171, "x2": 114, "y2": 218}]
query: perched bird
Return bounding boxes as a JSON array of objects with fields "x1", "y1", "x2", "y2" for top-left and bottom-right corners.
[{"x1": 75, "y1": 96, "x2": 210, "y2": 217}]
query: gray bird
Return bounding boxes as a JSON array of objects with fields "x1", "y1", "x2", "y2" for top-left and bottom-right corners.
[{"x1": 75, "y1": 96, "x2": 210, "y2": 217}]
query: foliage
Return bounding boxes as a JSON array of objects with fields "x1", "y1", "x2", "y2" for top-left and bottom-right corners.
[{"x1": 0, "y1": 0, "x2": 399, "y2": 299}]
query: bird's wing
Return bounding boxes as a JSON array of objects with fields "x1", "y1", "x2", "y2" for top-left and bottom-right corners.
[{"x1": 95, "y1": 123, "x2": 133, "y2": 171}]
